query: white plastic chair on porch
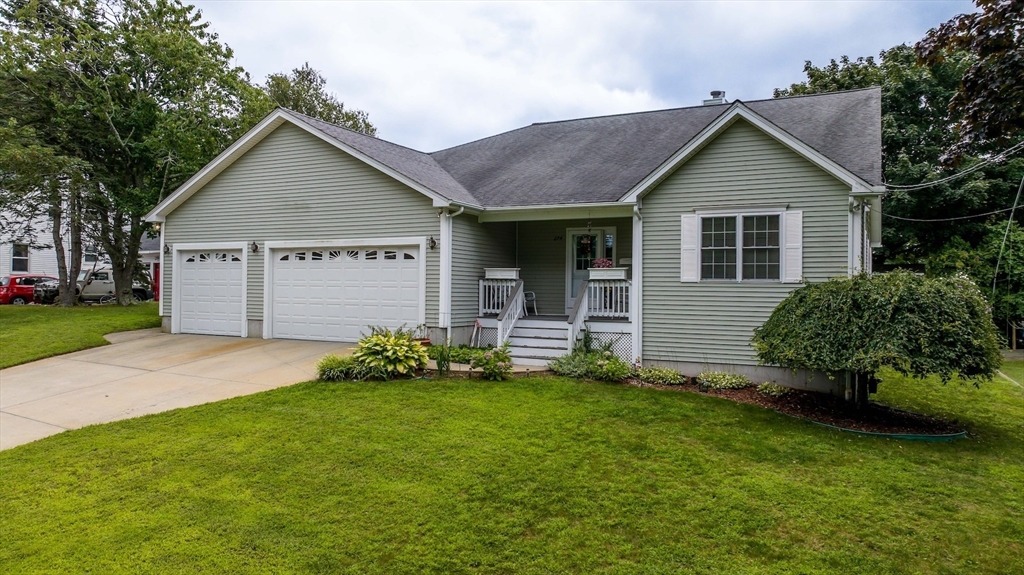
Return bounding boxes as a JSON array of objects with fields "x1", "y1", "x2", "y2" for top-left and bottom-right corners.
[{"x1": 523, "y1": 291, "x2": 538, "y2": 316}]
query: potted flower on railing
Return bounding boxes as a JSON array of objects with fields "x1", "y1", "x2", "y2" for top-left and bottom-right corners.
[{"x1": 588, "y1": 258, "x2": 626, "y2": 280}]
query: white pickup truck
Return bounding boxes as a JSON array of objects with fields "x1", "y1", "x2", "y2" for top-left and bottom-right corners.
[{"x1": 76, "y1": 268, "x2": 153, "y2": 302}]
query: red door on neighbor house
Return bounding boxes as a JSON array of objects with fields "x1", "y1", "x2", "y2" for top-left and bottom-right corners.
[{"x1": 152, "y1": 263, "x2": 160, "y2": 301}]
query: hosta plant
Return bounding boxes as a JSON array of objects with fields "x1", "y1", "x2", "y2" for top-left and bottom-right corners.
[
  {"x1": 352, "y1": 327, "x2": 429, "y2": 380},
  {"x1": 637, "y1": 366, "x2": 685, "y2": 385},
  {"x1": 756, "y1": 382, "x2": 791, "y2": 398},
  {"x1": 698, "y1": 371, "x2": 751, "y2": 390}
]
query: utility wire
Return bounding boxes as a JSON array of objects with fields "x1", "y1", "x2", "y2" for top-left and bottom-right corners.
[
  {"x1": 881, "y1": 206, "x2": 1019, "y2": 222},
  {"x1": 884, "y1": 140, "x2": 1024, "y2": 191},
  {"x1": 992, "y1": 173, "x2": 1023, "y2": 303}
]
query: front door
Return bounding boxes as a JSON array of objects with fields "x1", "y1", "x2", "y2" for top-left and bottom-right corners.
[{"x1": 567, "y1": 229, "x2": 611, "y2": 311}]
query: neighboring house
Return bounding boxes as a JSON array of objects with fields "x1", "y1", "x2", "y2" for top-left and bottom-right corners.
[
  {"x1": 145, "y1": 88, "x2": 883, "y2": 389},
  {"x1": 0, "y1": 218, "x2": 104, "y2": 277}
]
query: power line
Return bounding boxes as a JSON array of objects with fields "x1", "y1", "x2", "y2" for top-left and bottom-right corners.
[
  {"x1": 884, "y1": 140, "x2": 1024, "y2": 191},
  {"x1": 881, "y1": 206, "x2": 1019, "y2": 222},
  {"x1": 992, "y1": 174, "x2": 1023, "y2": 303}
]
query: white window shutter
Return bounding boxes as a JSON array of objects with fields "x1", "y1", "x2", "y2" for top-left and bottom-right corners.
[
  {"x1": 680, "y1": 214, "x2": 699, "y2": 282},
  {"x1": 783, "y1": 210, "x2": 803, "y2": 283}
]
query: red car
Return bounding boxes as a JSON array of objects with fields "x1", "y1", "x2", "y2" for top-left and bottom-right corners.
[{"x1": 0, "y1": 275, "x2": 57, "y2": 305}]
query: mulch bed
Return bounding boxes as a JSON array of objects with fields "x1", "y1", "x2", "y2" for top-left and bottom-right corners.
[{"x1": 625, "y1": 378, "x2": 965, "y2": 436}]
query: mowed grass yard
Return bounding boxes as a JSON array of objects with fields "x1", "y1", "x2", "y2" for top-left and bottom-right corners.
[
  {"x1": 1, "y1": 362, "x2": 1022, "y2": 574},
  {"x1": 0, "y1": 302, "x2": 161, "y2": 369}
]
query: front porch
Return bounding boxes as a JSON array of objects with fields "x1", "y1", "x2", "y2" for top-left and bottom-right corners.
[{"x1": 465, "y1": 216, "x2": 636, "y2": 365}]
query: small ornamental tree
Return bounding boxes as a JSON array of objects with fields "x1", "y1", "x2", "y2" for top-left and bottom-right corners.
[{"x1": 753, "y1": 271, "x2": 1001, "y2": 402}]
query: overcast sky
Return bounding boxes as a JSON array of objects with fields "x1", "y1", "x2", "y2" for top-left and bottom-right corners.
[{"x1": 193, "y1": 0, "x2": 974, "y2": 152}]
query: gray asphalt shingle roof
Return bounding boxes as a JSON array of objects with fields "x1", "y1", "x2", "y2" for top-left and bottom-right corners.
[
  {"x1": 287, "y1": 88, "x2": 881, "y2": 208},
  {"x1": 286, "y1": 111, "x2": 481, "y2": 206}
]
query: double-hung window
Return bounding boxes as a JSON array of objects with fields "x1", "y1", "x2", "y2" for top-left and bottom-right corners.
[
  {"x1": 699, "y1": 215, "x2": 780, "y2": 281},
  {"x1": 11, "y1": 244, "x2": 29, "y2": 272},
  {"x1": 683, "y1": 210, "x2": 800, "y2": 283}
]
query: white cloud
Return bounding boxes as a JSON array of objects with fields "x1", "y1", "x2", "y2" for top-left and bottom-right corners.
[{"x1": 194, "y1": 0, "x2": 973, "y2": 151}]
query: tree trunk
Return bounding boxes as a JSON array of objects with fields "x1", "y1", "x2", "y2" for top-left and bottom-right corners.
[
  {"x1": 105, "y1": 213, "x2": 143, "y2": 306},
  {"x1": 48, "y1": 184, "x2": 83, "y2": 307}
]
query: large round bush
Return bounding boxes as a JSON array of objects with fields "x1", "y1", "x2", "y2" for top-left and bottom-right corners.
[{"x1": 753, "y1": 271, "x2": 1001, "y2": 383}]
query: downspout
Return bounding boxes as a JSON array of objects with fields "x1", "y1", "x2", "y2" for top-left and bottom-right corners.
[
  {"x1": 632, "y1": 202, "x2": 642, "y2": 364},
  {"x1": 443, "y1": 206, "x2": 465, "y2": 343}
]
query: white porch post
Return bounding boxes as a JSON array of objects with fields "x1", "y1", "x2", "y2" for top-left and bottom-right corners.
[{"x1": 631, "y1": 207, "x2": 643, "y2": 364}]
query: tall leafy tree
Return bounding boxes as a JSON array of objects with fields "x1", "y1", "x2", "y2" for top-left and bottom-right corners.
[
  {"x1": 1, "y1": 0, "x2": 268, "y2": 304},
  {"x1": 774, "y1": 45, "x2": 1022, "y2": 264},
  {"x1": 775, "y1": 44, "x2": 1023, "y2": 343},
  {"x1": 918, "y1": 0, "x2": 1024, "y2": 159},
  {"x1": 264, "y1": 63, "x2": 376, "y2": 135},
  {"x1": 0, "y1": 122, "x2": 88, "y2": 306}
]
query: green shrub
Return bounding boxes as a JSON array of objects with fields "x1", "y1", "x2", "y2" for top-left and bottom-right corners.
[
  {"x1": 637, "y1": 366, "x2": 685, "y2": 385},
  {"x1": 757, "y1": 382, "x2": 790, "y2": 398},
  {"x1": 316, "y1": 354, "x2": 368, "y2": 382},
  {"x1": 753, "y1": 271, "x2": 1001, "y2": 382},
  {"x1": 549, "y1": 351, "x2": 598, "y2": 379},
  {"x1": 593, "y1": 354, "x2": 634, "y2": 381},
  {"x1": 470, "y1": 343, "x2": 513, "y2": 381},
  {"x1": 352, "y1": 327, "x2": 429, "y2": 380},
  {"x1": 428, "y1": 344, "x2": 489, "y2": 365},
  {"x1": 698, "y1": 371, "x2": 751, "y2": 390},
  {"x1": 550, "y1": 350, "x2": 633, "y2": 381}
]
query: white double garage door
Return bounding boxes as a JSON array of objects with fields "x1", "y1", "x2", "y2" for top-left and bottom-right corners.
[{"x1": 176, "y1": 241, "x2": 423, "y2": 342}]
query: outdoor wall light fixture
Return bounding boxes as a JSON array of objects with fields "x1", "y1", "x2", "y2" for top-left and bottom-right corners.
[
  {"x1": 250, "y1": 241, "x2": 259, "y2": 253},
  {"x1": 428, "y1": 236, "x2": 438, "y2": 250},
  {"x1": 163, "y1": 244, "x2": 171, "y2": 255}
]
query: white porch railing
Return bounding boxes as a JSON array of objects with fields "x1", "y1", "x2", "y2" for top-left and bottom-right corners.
[
  {"x1": 479, "y1": 278, "x2": 516, "y2": 316},
  {"x1": 586, "y1": 279, "x2": 631, "y2": 320},
  {"x1": 497, "y1": 280, "x2": 525, "y2": 345},
  {"x1": 567, "y1": 279, "x2": 589, "y2": 351}
]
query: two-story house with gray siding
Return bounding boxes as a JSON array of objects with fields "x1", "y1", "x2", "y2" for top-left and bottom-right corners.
[{"x1": 145, "y1": 88, "x2": 883, "y2": 388}]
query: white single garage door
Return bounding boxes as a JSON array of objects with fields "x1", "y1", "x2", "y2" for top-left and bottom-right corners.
[
  {"x1": 177, "y1": 250, "x2": 244, "y2": 336},
  {"x1": 272, "y1": 246, "x2": 421, "y2": 342}
]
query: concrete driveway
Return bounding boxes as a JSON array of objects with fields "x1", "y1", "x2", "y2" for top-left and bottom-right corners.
[{"x1": 0, "y1": 329, "x2": 352, "y2": 450}]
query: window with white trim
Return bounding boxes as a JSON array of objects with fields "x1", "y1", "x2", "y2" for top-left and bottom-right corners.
[
  {"x1": 11, "y1": 244, "x2": 28, "y2": 272},
  {"x1": 683, "y1": 210, "x2": 800, "y2": 283},
  {"x1": 699, "y1": 214, "x2": 780, "y2": 281}
]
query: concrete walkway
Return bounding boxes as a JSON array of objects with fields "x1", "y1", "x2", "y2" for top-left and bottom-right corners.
[{"x1": 0, "y1": 329, "x2": 352, "y2": 450}]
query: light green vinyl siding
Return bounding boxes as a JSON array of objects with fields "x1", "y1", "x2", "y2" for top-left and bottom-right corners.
[
  {"x1": 450, "y1": 216, "x2": 516, "y2": 327},
  {"x1": 641, "y1": 119, "x2": 850, "y2": 365},
  {"x1": 518, "y1": 218, "x2": 632, "y2": 315},
  {"x1": 163, "y1": 122, "x2": 441, "y2": 325}
]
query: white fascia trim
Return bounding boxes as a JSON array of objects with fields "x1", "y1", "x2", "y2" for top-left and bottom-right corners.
[
  {"x1": 619, "y1": 104, "x2": 879, "y2": 203},
  {"x1": 262, "y1": 236, "x2": 429, "y2": 339},
  {"x1": 631, "y1": 208, "x2": 643, "y2": 364},
  {"x1": 171, "y1": 242, "x2": 248, "y2": 338},
  {"x1": 145, "y1": 109, "x2": 469, "y2": 222}
]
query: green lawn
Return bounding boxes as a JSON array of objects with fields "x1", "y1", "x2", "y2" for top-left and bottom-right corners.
[
  {"x1": 1, "y1": 366, "x2": 1022, "y2": 574},
  {"x1": 0, "y1": 303, "x2": 161, "y2": 369},
  {"x1": 1000, "y1": 359, "x2": 1023, "y2": 386}
]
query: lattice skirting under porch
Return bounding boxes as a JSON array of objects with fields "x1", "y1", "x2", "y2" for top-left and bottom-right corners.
[
  {"x1": 587, "y1": 330, "x2": 632, "y2": 362},
  {"x1": 473, "y1": 327, "x2": 499, "y2": 348}
]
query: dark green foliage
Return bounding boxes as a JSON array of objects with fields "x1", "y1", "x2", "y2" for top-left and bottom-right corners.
[
  {"x1": 753, "y1": 271, "x2": 1002, "y2": 382},
  {"x1": 469, "y1": 343, "x2": 513, "y2": 381},
  {"x1": 263, "y1": 62, "x2": 375, "y2": 135}
]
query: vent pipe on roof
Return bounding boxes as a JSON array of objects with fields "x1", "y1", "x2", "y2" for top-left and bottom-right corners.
[{"x1": 702, "y1": 90, "x2": 727, "y2": 105}]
